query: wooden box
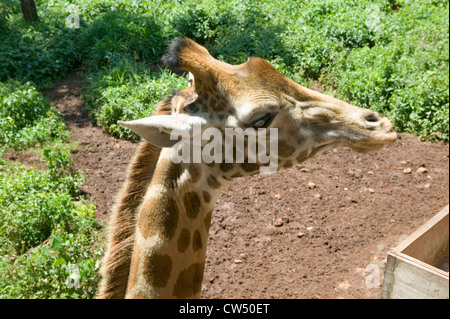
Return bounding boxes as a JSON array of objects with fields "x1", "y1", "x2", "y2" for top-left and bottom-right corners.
[{"x1": 381, "y1": 205, "x2": 449, "y2": 299}]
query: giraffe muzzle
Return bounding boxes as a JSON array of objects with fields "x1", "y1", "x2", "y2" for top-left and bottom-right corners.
[{"x1": 350, "y1": 110, "x2": 397, "y2": 152}]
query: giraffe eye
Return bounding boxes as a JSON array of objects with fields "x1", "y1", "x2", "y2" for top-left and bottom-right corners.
[
  {"x1": 184, "y1": 102, "x2": 200, "y2": 114},
  {"x1": 251, "y1": 113, "x2": 275, "y2": 129}
]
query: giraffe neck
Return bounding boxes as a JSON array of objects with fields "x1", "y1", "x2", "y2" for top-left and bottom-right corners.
[
  {"x1": 97, "y1": 141, "x2": 162, "y2": 299},
  {"x1": 125, "y1": 148, "x2": 225, "y2": 298}
]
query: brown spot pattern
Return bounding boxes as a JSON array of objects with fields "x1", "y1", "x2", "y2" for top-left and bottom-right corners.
[
  {"x1": 138, "y1": 196, "x2": 179, "y2": 240},
  {"x1": 188, "y1": 163, "x2": 202, "y2": 183},
  {"x1": 241, "y1": 162, "x2": 259, "y2": 173},
  {"x1": 202, "y1": 191, "x2": 212, "y2": 203},
  {"x1": 156, "y1": 159, "x2": 182, "y2": 190},
  {"x1": 177, "y1": 228, "x2": 191, "y2": 253},
  {"x1": 192, "y1": 230, "x2": 203, "y2": 252},
  {"x1": 296, "y1": 149, "x2": 310, "y2": 163},
  {"x1": 278, "y1": 140, "x2": 295, "y2": 158},
  {"x1": 207, "y1": 175, "x2": 222, "y2": 189},
  {"x1": 183, "y1": 191, "x2": 201, "y2": 219},
  {"x1": 219, "y1": 163, "x2": 234, "y2": 172},
  {"x1": 231, "y1": 172, "x2": 243, "y2": 178},
  {"x1": 172, "y1": 263, "x2": 205, "y2": 298},
  {"x1": 143, "y1": 254, "x2": 172, "y2": 288},
  {"x1": 283, "y1": 160, "x2": 293, "y2": 168}
]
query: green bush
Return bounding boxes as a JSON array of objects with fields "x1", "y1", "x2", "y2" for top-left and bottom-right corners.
[
  {"x1": 325, "y1": 0, "x2": 449, "y2": 140},
  {"x1": 2, "y1": 0, "x2": 446, "y2": 141},
  {"x1": 0, "y1": 8, "x2": 78, "y2": 89},
  {"x1": 171, "y1": 1, "x2": 288, "y2": 65},
  {"x1": 84, "y1": 64, "x2": 187, "y2": 141},
  {"x1": 0, "y1": 2, "x2": 11, "y2": 32},
  {"x1": 167, "y1": 0, "x2": 449, "y2": 141},
  {"x1": 77, "y1": 10, "x2": 170, "y2": 71},
  {"x1": 0, "y1": 149, "x2": 85, "y2": 255},
  {"x1": 0, "y1": 227, "x2": 102, "y2": 299},
  {"x1": 0, "y1": 150, "x2": 102, "y2": 298},
  {"x1": 0, "y1": 80, "x2": 68, "y2": 150}
]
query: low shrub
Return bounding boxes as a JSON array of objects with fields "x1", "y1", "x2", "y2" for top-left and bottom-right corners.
[
  {"x1": 84, "y1": 64, "x2": 187, "y2": 141},
  {"x1": 0, "y1": 80, "x2": 68, "y2": 150},
  {"x1": 0, "y1": 6, "x2": 78, "y2": 89},
  {"x1": 0, "y1": 150, "x2": 102, "y2": 299},
  {"x1": 76, "y1": 10, "x2": 170, "y2": 72},
  {"x1": 325, "y1": 0, "x2": 449, "y2": 140}
]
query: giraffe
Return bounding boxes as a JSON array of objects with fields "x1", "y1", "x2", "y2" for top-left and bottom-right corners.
[{"x1": 97, "y1": 37, "x2": 397, "y2": 299}]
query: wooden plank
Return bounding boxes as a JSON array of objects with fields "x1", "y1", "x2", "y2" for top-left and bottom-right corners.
[
  {"x1": 381, "y1": 254, "x2": 398, "y2": 298},
  {"x1": 381, "y1": 205, "x2": 449, "y2": 299},
  {"x1": 382, "y1": 253, "x2": 449, "y2": 299},
  {"x1": 395, "y1": 205, "x2": 449, "y2": 269}
]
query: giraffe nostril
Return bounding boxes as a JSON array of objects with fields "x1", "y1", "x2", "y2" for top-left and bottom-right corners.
[{"x1": 365, "y1": 112, "x2": 381, "y2": 123}]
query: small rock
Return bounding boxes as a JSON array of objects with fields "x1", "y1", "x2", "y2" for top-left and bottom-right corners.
[
  {"x1": 417, "y1": 183, "x2": 431, "y2": 189},
  {"x1": 297, "y1": 232, "x2": 305, "y2": 238},
  {"x1": 403, "y1": 167, "x2": 412, "y2": 174},
  {"x1": 307, "y1": 226, "x2": 314, "y2": 231},
  {"x1": 347, "y1": 170, "x2": 355, "y2": 176},
  {"x1": 274, "y1": 218, "x2": 284, "y2": 227},
  {"x1": 368, "y1": 188, "x2": 375, "y2": 194},
  {"x1": 307, "y1": 182, "x2": 316, "y2": 189},
  {"x1": 367, "y1": 171, "x2": 374, "y2": 175},
  {"x1": 416, "y1": 167, "x2": 428, "y2": 174},
  {"x1": 234, "y1": 259, "x2": 242, "y2": 264},
  {"x1": 314, "y1": 193, "x2": 322, "y2": 199},
  {"x1": 274, "y1": 194, "x2": 281, "y2": 199}
]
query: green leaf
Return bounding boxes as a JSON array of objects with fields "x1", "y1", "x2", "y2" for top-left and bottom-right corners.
[
  {"x1": 52, "y1": 257, "x2": 66, "y2": 267},
  {"x1": 49, "y1": 235, "x2": 63, "y2": 251}
]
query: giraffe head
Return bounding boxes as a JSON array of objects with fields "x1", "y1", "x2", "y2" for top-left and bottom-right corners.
[
  {"x1": 120, "y1": 37, "x2": 396, "y2": 177},
  {"x1": 101, "y1": 37, "x2": 398, "y2": 299}
]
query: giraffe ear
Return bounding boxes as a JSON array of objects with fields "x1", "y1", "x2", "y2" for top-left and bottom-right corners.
[{"x1": 118, "y1": 115, "x2": 205, "y2": 148}]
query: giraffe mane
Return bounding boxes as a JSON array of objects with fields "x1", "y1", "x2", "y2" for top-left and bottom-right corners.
[{"x1": 96, "y1": 99, "x2": 173, "y2": 298}]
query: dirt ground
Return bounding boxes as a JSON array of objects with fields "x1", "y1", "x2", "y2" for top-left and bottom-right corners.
[{"x1": 6, "y1": 74, "x2": 449, "y2": 299}]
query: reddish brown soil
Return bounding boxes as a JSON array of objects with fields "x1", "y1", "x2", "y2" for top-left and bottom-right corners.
[{"x1": 6, "y1": 74, "x2": 449, "y2": 299}]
